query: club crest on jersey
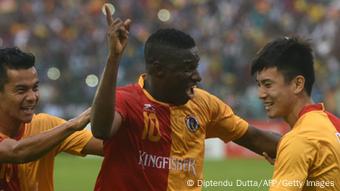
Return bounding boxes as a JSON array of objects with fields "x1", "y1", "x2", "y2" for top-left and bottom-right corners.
[
  {"x1": 143, "y1": 104, "x2": 155, "y2": 112},
  {"x1": 185, "y1": 115, "x2": 200, "y2": 133},
  {"x1": 336, "y1": 133, "x2": 340, "y2": 143}
]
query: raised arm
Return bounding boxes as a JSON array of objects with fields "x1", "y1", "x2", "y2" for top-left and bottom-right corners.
[
  {"x1": 233, "y1": 125, "x2": 281, "y2": 159},
  {"x1": 90, "y1": 6, "x2": 131, "y2": 139},
  {"x1": 0, "y1": 108, "x2": 91, "y2": 163}
]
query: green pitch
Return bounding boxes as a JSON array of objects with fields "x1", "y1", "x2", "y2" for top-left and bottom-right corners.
[{"x1": 55, "y1": 154, "x2": 273, "y2": 191}]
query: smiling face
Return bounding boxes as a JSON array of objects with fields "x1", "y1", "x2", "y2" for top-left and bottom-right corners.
[
  {"x1": 256, "y1": 67, "x2": 297, "y2": 118},
  {"x1": 0, "y1": 67, "x2": 39, "y2": 124},
  {"x1": 159, "y1": 47, "x2": 201, "y2": 105}
]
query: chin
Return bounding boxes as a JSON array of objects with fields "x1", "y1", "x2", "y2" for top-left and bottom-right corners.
[
  {"x1": 176, "y1": 100, "x2": 188, "y2": 105},
  {"x1": 267, "y1": 115, "x2": 277, "y2": 119},
  {"x1": 174, "y1": 98, "x2": 189, "y2": 105},
  {"x1": 21, "y1": 119, "x2": 33, "y2": 123},
  {"x1": 20, "y1": 115, "x2": 34, "y2": 123},
  {"x1": 266, "y1": 111, "x2": 279, "y2": 119},
  {"x1": 183, "y1": 96, "x2": 192, "y2": 103}
]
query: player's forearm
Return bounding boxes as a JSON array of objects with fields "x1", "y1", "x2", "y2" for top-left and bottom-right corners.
[
  {"x1": 91, "y1": 55, "x2": 120, "y2": 139},
  {"x1": 252, "y1": 130, "x2": 281, "y2": 158},
  {"x1": 234, "y1": 126, "x2": 281, "y2": 158},
  {"x1": 4, "y1": 123, "x2": 78, "y2": 163},
  {"x1": 266, "y1": 131, "x2": 281, "y2": 157}
]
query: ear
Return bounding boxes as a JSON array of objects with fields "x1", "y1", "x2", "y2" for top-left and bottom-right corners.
[{"x1": 292, "y1": 75, "x2": 305, "y2": 94}]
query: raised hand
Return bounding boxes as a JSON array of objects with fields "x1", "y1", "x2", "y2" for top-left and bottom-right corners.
[
  {"x1": 91, "y1": 7, "x2": 132, "y2": 139},
  {"x1": 105, "y1": 5, "x2": 131, "y2": 57},
  {"x1": 68, "y1": 107, "x2": 91, "y2": 131}
]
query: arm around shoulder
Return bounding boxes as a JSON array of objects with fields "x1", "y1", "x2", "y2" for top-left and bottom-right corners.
[
  {"x1": 233, "y1": 125, "x2": 281, "y2": 158},
  {"x1": 0, "y1": 108, "x2": 91, "y2": 163}
]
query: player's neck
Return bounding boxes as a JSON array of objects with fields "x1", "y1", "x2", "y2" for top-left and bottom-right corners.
[
  {"x1": 143, "y1": 76, "x2": 170, "y2": 104},
  {"x1": 284, "y1": 96, "x2": 314, "y2": 128},
  {"x1": 0, "y1": 112, "x2": 23, "y2": 138}
]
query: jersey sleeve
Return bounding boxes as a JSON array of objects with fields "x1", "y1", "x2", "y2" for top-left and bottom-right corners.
[
  {"x1": 205, "y1": 93, "x2": 248, "y2": 142},
  {"x1": 115, "y1": 90, "x2": 128, "y2": 121},
  {"x1": 269, "y1": 135, "x2": 316, "y2": 191},
  {"x1": 56, "y1": 129, "x2": 93, "y2": 156},
  {"x1": 38, "y1": 114, "x2": 92, "y2": 156}
]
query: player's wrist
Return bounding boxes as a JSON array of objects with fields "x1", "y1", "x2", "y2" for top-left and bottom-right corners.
[
  {"x1": 65, "y1": 119, "x2": 83, "y2": 132},
  {"x1": 107, "y1": 54, "x2": 121, "y2": 66}
]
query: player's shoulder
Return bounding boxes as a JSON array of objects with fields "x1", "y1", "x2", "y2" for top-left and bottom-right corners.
[
  {"x1": 192, "y1": 88, "x2": 229, "y2": 106},
  {"x1": 299, "y1": 110, "x2": 328, "y2": 122},
  {"x1": 117, "y1": 83, "x2": 143, "y2": 98},
  {"x1": 117, "y1": 83, "x2": 140, "y2": 93},
  {"x1": 295, "y1": 111, "x2": 337, "y2": 134},
  {"x1": 281, "y1": 133, "x2": 308, "y2": 144},
  {"x1": 33, "y1": 113, "x2": 61, "y2": 120},
  {"x1": 193, "y1": 88, "x2": 217, "y2": 101},
  {"x1": 281, "y1": 122, "x2": 324, "y2": 150},
  {"x1": 31, "y1": 113, "x2": 66, "y2": 129},
  {"x1": 279, "y1": 133, "x2": 315, "y2": 153},
  {"x1": 194, "y1": 88, "x2": 211, "y2": 96},
  {"x1": 188, "y1": 88, "x2": 235, "y2": 117}
]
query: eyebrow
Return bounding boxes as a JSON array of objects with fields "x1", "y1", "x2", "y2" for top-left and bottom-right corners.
[
  {"x1": 15, "y1": 81, "x2": 40, "y2": 88},
  {"x1": 256, "y1": 79, "x2": 273, "y2": 83}
]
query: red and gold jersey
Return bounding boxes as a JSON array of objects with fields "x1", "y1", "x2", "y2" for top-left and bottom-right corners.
[
  {"x1": 94, "y1": 75, "x2": 248, "y2": 191},
  {"x1": 0, "y1": 134, "x2": 21, "y2": 191},
  {"x1": 17, "y1": 113, "x2": 93, "y2": 191},
  {"x1": 270, "y1": 104, "x2": 340, "y2": 191}
]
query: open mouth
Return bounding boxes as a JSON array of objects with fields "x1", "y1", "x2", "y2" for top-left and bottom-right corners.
[
  {"x1": 186, "y1": 86, "x2": 196, "y2": 99},
  {"x1": 20, "y1": 106, "x2": 35, "y2": 114},
  {"x1": 263, "y1": 102, "x2": 274, "y2": 111}
]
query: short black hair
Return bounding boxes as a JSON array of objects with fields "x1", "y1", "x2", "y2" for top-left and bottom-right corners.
[
  {"x1": 144, "y1": 28, "x2": 196, "y2": 65},
  {"x1": 0, "y1": 47, "x2": 35, "y2": 91},
  {"x1": 251, "y1": 36, "x2": 315, "y2": 96}
]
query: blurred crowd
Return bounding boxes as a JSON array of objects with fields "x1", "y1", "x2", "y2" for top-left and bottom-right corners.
[{"x1": 0, "y1": 0, "x2": 339, "y2": 119}]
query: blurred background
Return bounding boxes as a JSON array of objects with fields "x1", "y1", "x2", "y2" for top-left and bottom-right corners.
[
  {"x1": 1, "y1": 0, "x2": 339, "y2": 119},
  {"x1": 0, "y1": 0, "x2": 339, "y2": 190}
]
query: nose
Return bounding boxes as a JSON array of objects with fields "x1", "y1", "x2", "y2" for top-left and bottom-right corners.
[
  {"x1": 26, "y1": 90, "x2": 39, "y2": 103},
  {"x1": 192, "y1": 69, "x2": 202, "y2": 83},
  {"x1": 257, "y1": 86, "x2": 267, "y2": 100}
]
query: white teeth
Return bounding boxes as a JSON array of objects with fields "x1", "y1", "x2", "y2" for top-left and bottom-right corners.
[
  {"x1": 264, "y1": 102, "x2": 273, "y2": 110},
  {"x1": 186, "y1": 87, "x2": 195, "y2": 98},
  {"x1": 21, "y1": 108, "x2": 34, "y2": 113},
  {"x1": 21, "y1": 106, "x2": 35, "y2": 109}
]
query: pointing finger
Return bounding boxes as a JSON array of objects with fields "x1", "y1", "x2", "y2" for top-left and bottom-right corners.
[
  {"x1": 123, "y1": 19, "x2": 132, "y2": 31},
  {"x1": 105, "y1": 5, "x2": 113, "y2": 25}
]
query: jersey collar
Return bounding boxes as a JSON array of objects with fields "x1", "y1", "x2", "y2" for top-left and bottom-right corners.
[
  {"x1": 137, "y1": 74, "x2": 170, "y2": 107},
  {"x1": 298, "y1": 103, "x2": 324, "y2": 118},
  {"x1": 0, "y1": 123, "x2": 26, "y2": 140}
]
